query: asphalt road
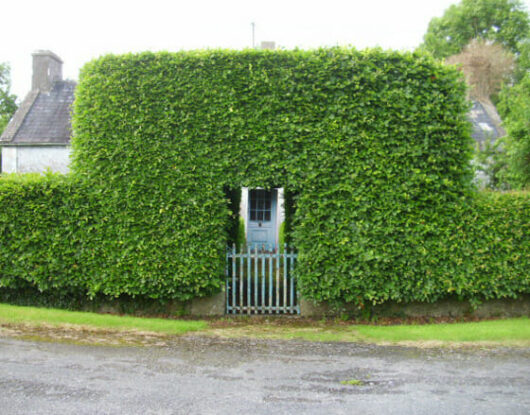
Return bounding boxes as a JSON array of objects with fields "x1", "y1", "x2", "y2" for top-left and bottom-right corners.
[{"x1": 0, "y1": 336, "x2": 529, "y2": 414}]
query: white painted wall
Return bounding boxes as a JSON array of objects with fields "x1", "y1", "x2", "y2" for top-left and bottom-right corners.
[
  {"x1": 2, "y1": 147, "x2": 17, "y2": 173},
  {"x1": 1, "y1": 146, "x2": 71, "y2": 174}
]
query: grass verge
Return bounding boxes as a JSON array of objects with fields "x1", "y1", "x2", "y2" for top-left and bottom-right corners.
[
  {"x1": 203, "y1": 317, "x2": 530, "y2": 347},
  {"x1": 0, "y1": 303, "x2": 528, "y2": 347},
  {"x1": 356, "y1": 318, "x2": 530, "y2": 343},
  {"x1": 0, "y1": 303, "x2": 206, "y2": 335}
]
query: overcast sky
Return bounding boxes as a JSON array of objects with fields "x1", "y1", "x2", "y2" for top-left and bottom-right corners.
[{"x1": 2, "y1": 0, "x2": 529, "y2": 99}]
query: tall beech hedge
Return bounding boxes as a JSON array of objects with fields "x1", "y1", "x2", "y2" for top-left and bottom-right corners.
[
  {"x1": 0, "y1": 173, "x2": 225, "y2": 300},
  {"x1": 0, "y1": 174, "x2": 93, "y2": 293},
  {"x1": 1, "y1": 48, "x2": 528, "y2": 306}
]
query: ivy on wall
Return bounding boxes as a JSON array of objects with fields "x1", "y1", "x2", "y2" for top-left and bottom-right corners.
[{"x1": 0, "y1": 48, "x2": 528, "y2": 306}]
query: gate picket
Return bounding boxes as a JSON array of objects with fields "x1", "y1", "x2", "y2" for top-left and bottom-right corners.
[
  {"x1": 268, "y1": 250, "x2": 273, "y2": 313},
  {"x1": 226, "y1": 245, "x2": 299, "y2": 315}
]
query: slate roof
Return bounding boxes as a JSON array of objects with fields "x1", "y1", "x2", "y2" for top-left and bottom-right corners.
[
  {"x1": 0, "y1": 80, "x2": 76, "y2": 145},
  {"x1": 469, "y1": 99, "x2": 505, "y2": 150}
]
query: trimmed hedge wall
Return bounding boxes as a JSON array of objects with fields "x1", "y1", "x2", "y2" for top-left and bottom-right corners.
[
  {"x1": 0, "y1": 173, "x2": 224, "y2": 300},
  {"x1": 296, "y1": 190, "x2": 529, "y2": 306},
  {"x1": 1, "y1": 48, "x2": 528, "y2": 307},
  {"x1": 0, "y1": 174, "x2": 92, "y2": 294}
]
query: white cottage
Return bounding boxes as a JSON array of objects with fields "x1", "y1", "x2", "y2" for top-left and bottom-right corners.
[{"x1": 0, "y1": 51, "x2": 74, "y2": 173}]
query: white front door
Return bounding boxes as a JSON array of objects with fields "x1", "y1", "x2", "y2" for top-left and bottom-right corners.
[{"x1": 247, "y1": 189, "x2": 277, "y2": 249}]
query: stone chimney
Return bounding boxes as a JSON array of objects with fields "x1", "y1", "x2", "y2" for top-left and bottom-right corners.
[{"x1": 32, "y1": 50, "x2": 63, "y2": 92}]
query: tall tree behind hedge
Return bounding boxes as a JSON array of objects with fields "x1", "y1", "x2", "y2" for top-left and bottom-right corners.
[
  {"x1": 421, "y1": 0, "x2": 529, "y2": 59},
  {"x1": 0, "y1": 63, "x2": 17, "y2": 134},
  {"x1": 446, "y1": 38, "x2": 515, "y2": 100}
]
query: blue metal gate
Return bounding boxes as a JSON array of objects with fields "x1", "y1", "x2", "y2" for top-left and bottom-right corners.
[{"x1": 226, "y1": 245, "x2": 299, "y2": 314}]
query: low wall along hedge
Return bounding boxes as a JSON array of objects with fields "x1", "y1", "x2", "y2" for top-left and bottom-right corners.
[{"x1": 0, "y1": 48, "x2": 528, "y2": 307}]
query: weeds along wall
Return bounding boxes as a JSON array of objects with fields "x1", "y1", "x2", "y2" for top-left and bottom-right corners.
[{"x1": 1, "y1": 48, "x2": 528, "y2": 305}]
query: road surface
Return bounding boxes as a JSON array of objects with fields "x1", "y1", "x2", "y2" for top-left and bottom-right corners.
[{"x1": 0, "y1": 336, "x2": 529, "y2": 414}]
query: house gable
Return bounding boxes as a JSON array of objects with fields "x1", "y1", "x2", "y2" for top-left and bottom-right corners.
[{"x1": 0, "y1": 51, "x2": 75, "y2": 173}]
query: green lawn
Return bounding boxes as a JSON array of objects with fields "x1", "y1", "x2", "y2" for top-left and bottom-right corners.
[{"x1": 0, "y1": 303, "x2": 207, "y2": 334}]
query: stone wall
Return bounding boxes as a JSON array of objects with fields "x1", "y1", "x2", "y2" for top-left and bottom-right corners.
[
  {"x1": 169, "y1": 292, "x2": 530, "y2": 318},
  {"x1": 300, "y1": 295, "x2": 530, "y2": 319}
]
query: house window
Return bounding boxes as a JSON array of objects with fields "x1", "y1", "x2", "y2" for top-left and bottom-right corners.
[{"x1": 249, "y1": 189, "x2": 272, "y2": 222}]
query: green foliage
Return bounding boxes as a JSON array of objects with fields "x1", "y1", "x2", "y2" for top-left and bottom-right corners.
[
  {"x1": 497, "y1": 73, "x2": 530, "y2": 189},
  {"x1": 238, "y1": 217, "x2": 246, "y2": 249},
  {"x1": 474, "y1": 140, "x2": 510, "y2": 190},
  {"x1": 0, "y1": 62, "x2": 17, "y2": 134},
  {"x1": 0, "y1": 173, "x2": 94, "y2": 293},
  {"x1": 0, "y1": 173, "x2": 223, "y2": 301},
  {"x1": 282, "y1": 189, "x2": 297, "y2": 245},
  {"x1": 0, "y1": 48, "x2": 528, "y2": 308},
  {"x1": 226, "y1": 187, "x2": 242, "y2": 246},
  {"x1": 295, "y1": 184, "x2": 529, "y2": 307},
  {"x1": 0, "y1": 283, "x2": 186, "y2": 316},
  {"x1": 513, "y1": 39, "x2": 530, "y2": 83},
  {"x1": 421, "y1": 0, "x2": 530, "y2": 59}
]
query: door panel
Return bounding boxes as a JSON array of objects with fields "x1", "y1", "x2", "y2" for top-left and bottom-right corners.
[{"x1": 247, "y1": 189, "x2": 277, "y2": 249}]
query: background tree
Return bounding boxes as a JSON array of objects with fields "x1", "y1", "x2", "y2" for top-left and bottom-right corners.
[
  {"x1": 445, "y1": 40, "x2": 514, "y2": 190},
  {"x1": 513, "y1": 39, "x2": 530, "y2": 82},
  {"x1": 421, "y1": 0, "x2": 529, "y2": 59},
  {"x1": 446, "y1": 38, "x2": 515, "y2": 100},
  {"x1": 0, "y1": 63, "x2": 17, "y2": 135},
  {"x1": 421, "y1": 1, "x2": 529, "y2": 190}
]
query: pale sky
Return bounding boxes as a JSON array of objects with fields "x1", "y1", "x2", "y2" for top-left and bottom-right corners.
[{"x1": 2, "y1": 0, "x2": 529, "y2": 100}]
